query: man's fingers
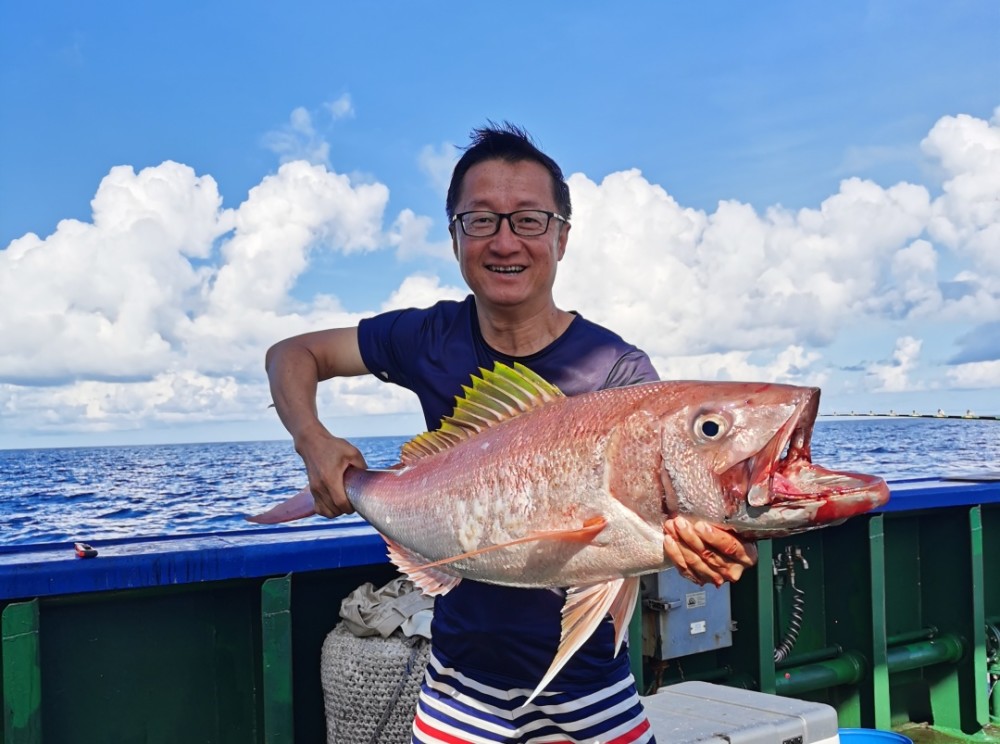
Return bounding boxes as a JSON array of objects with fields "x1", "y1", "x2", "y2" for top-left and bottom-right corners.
[
  {"x1": 669, "y1": 515, "x2": 758, "y2": 568},
  {"x1": 661, "y1": 531, "x2": 688, "y2": 570},
  {"x1": 671, "y1": 515, "x2": 705, "y2": 551},
  {"x1": 331, "y1": 489, "x2": 355, "y2": 515},
  {"x1": 308, "y1": 476, "x2": 348, "y2": 518},
  {"x1": 720, "y1": 563, "x2": 746, "y2": 583},
  {"x1": 663, "y1": 515, "x2": 756, "y2": 586},
  {"x1": 312, "y1": 489, "x2": 354, "y2": 518},
  {"x1": 310, "y1": 485, "x2": 338, "y2": 518},
  {"x1": 695, "y1": 522, "x2": 757, "y2": 566},
  {"x1": 663, "y1": 531, "x2": 715, "y2": 586},
  {"x1": 662, "y1": 532, "x2": 701, "y2": 584},
  {"x1": 295, "y1": 435, "x2": 367, "y2": 520},
  {"x1": 684, "y1": 553, "x2": 722, "y2": 587}
]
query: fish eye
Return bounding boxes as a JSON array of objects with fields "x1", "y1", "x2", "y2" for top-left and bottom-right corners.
[{"x1": 694, "y1": 413, "x2": 729, "y2": 442}]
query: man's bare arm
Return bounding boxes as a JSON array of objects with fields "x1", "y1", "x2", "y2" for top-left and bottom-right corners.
[{"x1": 265, "y1": 327, "x2": 370, "y2": 517}]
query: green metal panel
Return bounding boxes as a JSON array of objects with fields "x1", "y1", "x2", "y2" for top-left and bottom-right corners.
[
  {"x1": 727, "y1": 539, "x2": 775, "y2": 693},
  {"x1": 811, "y1": 516, "x2": 877, "y2": 727},
  {"x1": 984, "y1": 504, "x2": 1000, "y2": 727},
  {"x1": 883, "y1": 513, "x2": 933, "y2": 726},
  {"x1": 0, "y1": 564, "x2": 403, "y2": 744},
  {"x1": 37, "y1": 583, "x2": 262, "y2": 744},
  {"x1": 984, "y1": 504, "x2": 1000, "y2": 623},
  {"x1": 261, "y1": 575, "x2": 293, "y2": 744},
  {"x1": 918, "y1": 506, "x2": 986, "y2": 735},
  {"x1": 2, "y1": 600, "x2": 41, "y2": 744},
  {"x1": 869, "y1": 515, "x2": 892, "y2": 730},
  {"x1": 757, "y1": 539, "x2": 776, "y2": 694},
  {"x1": 967, "y1": 507, "x2": 989, "y2": 732}
]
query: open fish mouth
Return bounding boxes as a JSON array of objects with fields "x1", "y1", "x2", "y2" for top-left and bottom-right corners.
[{"x1": 721, "y1": 388, "x2": 890, "y2": 538}]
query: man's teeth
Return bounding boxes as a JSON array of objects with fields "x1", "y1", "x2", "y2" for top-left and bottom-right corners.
[{"x1": 489, "y1": 266, "x2": 524, "y2": 273}]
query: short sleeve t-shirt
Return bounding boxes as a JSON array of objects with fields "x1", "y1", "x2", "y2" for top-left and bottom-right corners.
[{"x1": 358, "y1": 295, "x2": 658, "y2": 690}]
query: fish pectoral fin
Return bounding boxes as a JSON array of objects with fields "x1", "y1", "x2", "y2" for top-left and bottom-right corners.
[
  {"x1": 524, "y1": 577, "x2": 632, "y2": 706},
  {"x1": 384, "y1": 538, "x2": 462, "y2": 597},
  {"x1": 526, "y1": 515, "x2": 609, "y2": 544},
  {"x1": 387, "y1": 518, "x2": 609, "y2": 602}
]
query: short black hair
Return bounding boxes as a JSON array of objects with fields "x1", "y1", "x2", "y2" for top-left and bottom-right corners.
[{"x1": 445, "y1": 122, "x2": 572, "y2": 221}]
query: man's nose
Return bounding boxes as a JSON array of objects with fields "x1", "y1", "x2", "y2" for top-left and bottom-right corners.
[{"x1": 490, "y1": 217, "x2": 520, "y2": 248}]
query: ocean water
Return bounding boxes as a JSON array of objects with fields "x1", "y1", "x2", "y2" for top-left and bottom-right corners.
[{"x1": 1, "y1": 418, "x2": 998, "y2": 547}]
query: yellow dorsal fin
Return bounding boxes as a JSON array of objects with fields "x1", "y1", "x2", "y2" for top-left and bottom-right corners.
[{"x1": 400, "y1": 362, "x2": 564, "y2": 464}]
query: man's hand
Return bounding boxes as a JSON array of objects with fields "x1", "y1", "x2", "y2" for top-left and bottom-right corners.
[
  {"x1": 662, "y1": 515, "x2": 757, "y2": 586},
  {"x1": 264, "y1": 326, "x2": 371, "y2": 518},
  {"x1": 294, "y1": 426, "x2": 368, "y2": 518}
]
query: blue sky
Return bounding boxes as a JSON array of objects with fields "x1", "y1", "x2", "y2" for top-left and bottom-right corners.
[{"x1": 1, "y1": 1, "x2": 998, "y2": 449}]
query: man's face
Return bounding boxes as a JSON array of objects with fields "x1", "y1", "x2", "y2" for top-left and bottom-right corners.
[{"x1": 451, "y1": 158, "x2": 570, "y2": 313}]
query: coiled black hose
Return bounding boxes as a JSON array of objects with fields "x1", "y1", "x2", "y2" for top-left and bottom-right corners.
[{"x1": 774, "y1": 561, "x2": 806, "y2": 663}]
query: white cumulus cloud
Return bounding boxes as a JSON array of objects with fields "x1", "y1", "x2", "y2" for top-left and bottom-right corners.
[
  {"x1": 0, "y1": 162, "x2": 227, "y2": 383},
  {"x1": 0, "y1": 157, "x2": 398, "y2": 436},
  {"x1": 387, "y1": 209, "x2": 454, "y2": 261},
  {"x1": 865, "y1": 336, "x2": 924, "y2": 393},
  {"x1": 2, "y1": 106, "x2": 999, "y2": 443},
  {"x1": 557, "y1": 171, "x2": 931, "y2": 360},
  {"x1": 947, "y1": 360, "x2": 1000, "y2": 390},
  {"x1": 924, "y1": 107, "x2": 1000, "y2": 273}
]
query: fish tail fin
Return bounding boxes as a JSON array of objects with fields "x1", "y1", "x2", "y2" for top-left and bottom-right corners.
[
  {"x1": 246, "y1": 486, "x2": 317, "y2": 524},
  {"x1": 524, "y1": 577, "x2": 638, "y2": 706}
]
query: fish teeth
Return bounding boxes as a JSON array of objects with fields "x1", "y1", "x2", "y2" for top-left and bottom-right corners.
[{"x1": 747, "y1": 481, "x2": 772, "y2": 507}]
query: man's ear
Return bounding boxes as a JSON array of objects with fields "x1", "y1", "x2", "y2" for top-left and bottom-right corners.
[
  {"x1": 556, "y1": 222, "x2": 570, "y2": 261},
  {"x1": 450, "y1": 225, "x2": 459, "y2": 258}
]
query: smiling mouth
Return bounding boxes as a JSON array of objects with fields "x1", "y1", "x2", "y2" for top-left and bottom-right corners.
[{"x1": 488, "y1": 266, "x2": 525, "y2": 274}]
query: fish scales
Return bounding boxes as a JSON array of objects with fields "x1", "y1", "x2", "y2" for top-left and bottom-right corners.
[{"x1": 346, "y1": 382, "x2": 671, "y2": 588}]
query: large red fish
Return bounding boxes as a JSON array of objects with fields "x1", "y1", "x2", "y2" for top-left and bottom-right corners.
[{"x1": 249, "y1": 362, "x2": 888, "y2": 702}]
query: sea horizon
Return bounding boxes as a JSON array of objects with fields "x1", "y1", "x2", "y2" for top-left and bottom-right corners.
[
  {"x1": 5, "y1": 410, "x2": 999, "y2": 454},
  {"x1": 2, "y1": 418, "x2": 998, "y2": 547}
]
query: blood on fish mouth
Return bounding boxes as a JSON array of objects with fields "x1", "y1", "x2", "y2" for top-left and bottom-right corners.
[
  {"x1": 717, "y1": 389, "x2": 819, "y2": 510},
  {"x1": 720, "y1": 388, "x2": 888, "y2": 532}
]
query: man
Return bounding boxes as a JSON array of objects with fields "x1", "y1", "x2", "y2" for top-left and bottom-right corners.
[{"x1": 266, "y1": 123, "x2": 756, "y2": 743}]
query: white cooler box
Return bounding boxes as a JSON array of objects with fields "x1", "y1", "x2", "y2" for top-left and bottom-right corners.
[{"x1": 644, "y1": 681, "x2": 840, "y2": 744}]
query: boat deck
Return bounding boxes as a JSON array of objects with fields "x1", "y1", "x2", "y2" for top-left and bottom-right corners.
[{"x1": 1, "y1": 476, "x2": 997, "y2": 743}]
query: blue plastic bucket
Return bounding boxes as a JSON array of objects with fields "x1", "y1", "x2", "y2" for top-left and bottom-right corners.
[{"x1": 838, "y1": 729, "x2": 913, "y2": 743}]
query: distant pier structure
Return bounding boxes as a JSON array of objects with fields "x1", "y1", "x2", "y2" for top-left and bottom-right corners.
[{"x1": 823, "y1": 409, "x2": 999, "y2": 420}]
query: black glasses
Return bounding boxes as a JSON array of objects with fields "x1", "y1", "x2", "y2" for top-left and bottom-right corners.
[{"x1": 451, "y1": 210, "x2": 569, "y2": 238}]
